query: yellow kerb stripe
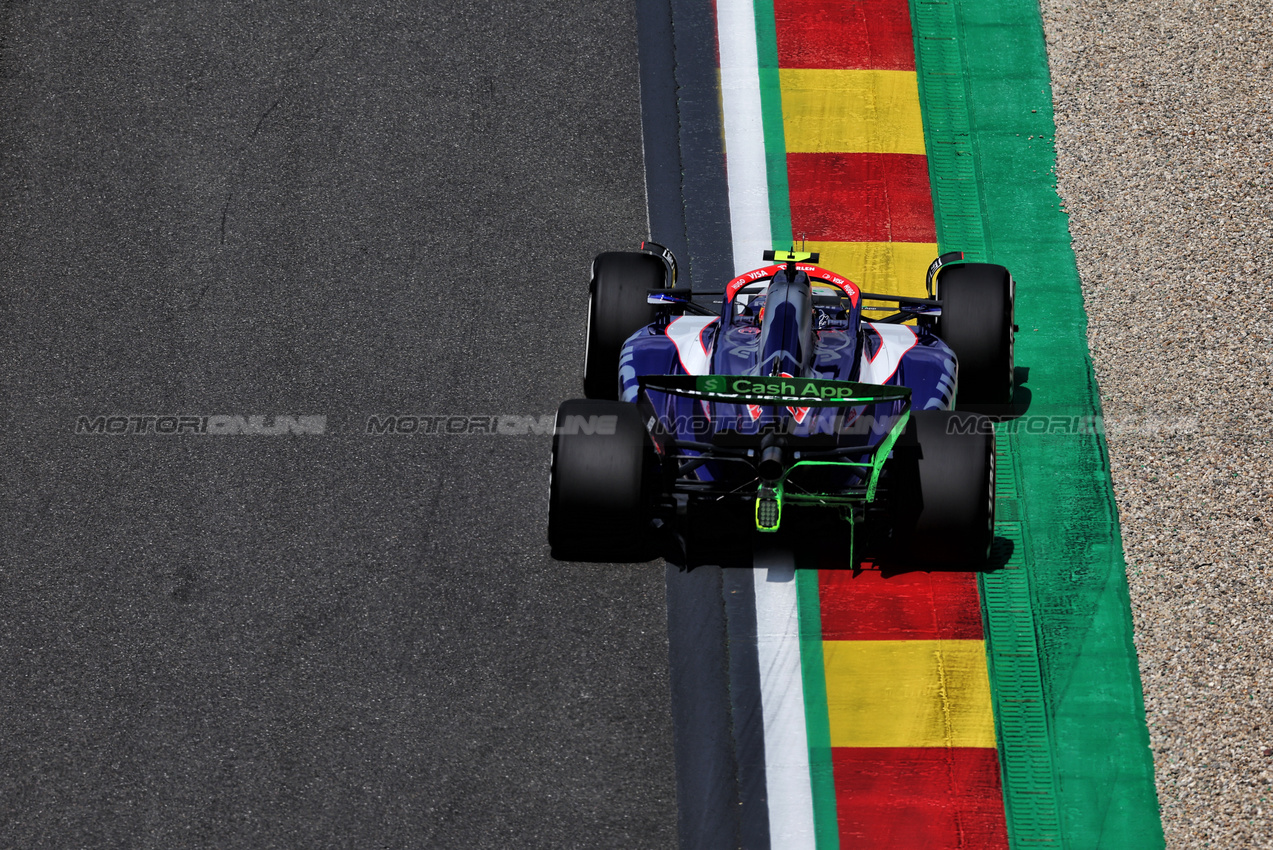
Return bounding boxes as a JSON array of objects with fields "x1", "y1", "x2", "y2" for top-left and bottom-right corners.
[
  {"x1": 823, "y1": 640, "x2": 996, "y2": 748},
  {"x1": 781, "y1": 69, "x2": 926, "y2": 155},
  {"x1": 805, "y1": 241, "x2": 935, "y2": 300}
]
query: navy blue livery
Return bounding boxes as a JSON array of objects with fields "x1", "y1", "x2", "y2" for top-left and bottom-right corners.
[{"x1": 550, "y1": 245, "x2": 1015, "y2": 566}]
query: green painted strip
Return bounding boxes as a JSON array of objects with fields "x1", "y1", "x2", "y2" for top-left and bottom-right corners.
[
  {"x1": 981, "y1": 432, "x2": 1065, "y2": 845},
  {"x1": 795, "y1": 566, "x2": 840, "y2": 850},
  {"x1": 910, "y1": 0, "x2": 988, "y2": 260},
  {"x1": 751, "y1": 0, "x2": 793, "y2": 248},
  {"x1": 910, "y1": 0, "x2": 1165, "y2": 847}
]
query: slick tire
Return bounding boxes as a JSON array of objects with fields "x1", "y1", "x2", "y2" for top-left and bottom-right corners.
[
  {"x1": 548, "y1": 399, "x2": 656, "y2": 562},
  {"x1": 935, "y1": 263, "x2": 1015, "y2": 407},
  {"x1": 583, "y1": 252, "x2": 666, "y2": 400},
  {"x1": 886, "y1": 410, "x2": 994, "y2": 568}
]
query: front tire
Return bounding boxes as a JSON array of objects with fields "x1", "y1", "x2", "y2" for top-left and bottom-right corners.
[
  {"x1": 583, "y1": 252, "x2": 666, "y2": 400},
  {"x1": 935, "y1": 263, "x2": 1015, "y2": 407},
  {"x1": 886, "y1": 410, "x2": 994, "y2": 568},
  {"x1": 548, "y1": 399, "x2": 655, "y2": 562}
]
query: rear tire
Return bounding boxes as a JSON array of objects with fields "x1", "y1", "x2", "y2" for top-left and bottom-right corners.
[
  {"x1": 935, "y1": 263, "x2": 1014, "y2": 407},
  {"x1": 583, "y1": 252, "x2": 666, "y2": 400},
  {"x1": 886, "y1": 410, "x2": 994, "y2": 568},
  {"x1": 548, "y1": 399, "x2": 656, "y2": 562}
]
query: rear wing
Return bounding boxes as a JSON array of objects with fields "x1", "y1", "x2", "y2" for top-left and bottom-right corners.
[
  {"x1": 638, "y1": 374, "x2": 914, "y2": 524},
  {"x1": 639, "y1": 374, "x2": 910, "y2": 407}
]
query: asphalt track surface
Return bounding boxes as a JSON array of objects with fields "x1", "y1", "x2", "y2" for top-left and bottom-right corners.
[{"x1": 0, "y1": 3, "x2": 678, "y2": 847}]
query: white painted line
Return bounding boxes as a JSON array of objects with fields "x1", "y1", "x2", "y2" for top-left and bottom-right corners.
[
  {"x1": 717, "y1": 0, "x2": 774, "y2": 275},
  {"x1": 752, "y1": 549, "x2": 817, "y2": 849}
]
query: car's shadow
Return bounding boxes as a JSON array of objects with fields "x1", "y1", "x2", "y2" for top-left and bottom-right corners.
[
  {"x1": 959, "y1": 366, "x2": 1032, "y2": 421},
  {"x1": 836, "y1": 534, "x2": 1014, "y2": 576},
  {"x1": 664, "y1": 525, "x2": 1014, "y2": 574}
]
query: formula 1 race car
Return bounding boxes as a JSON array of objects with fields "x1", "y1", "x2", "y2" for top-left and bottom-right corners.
[{"x1": 548, "y1": 243, "x2": 1014, "y2": 566}]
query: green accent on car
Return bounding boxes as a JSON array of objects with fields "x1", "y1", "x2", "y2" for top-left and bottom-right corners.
[
  {"x1": 747, "y1": 409, "x2": 910, "y2": 533},
  {"x1": 755, "y1": 483, "x2": 783, "y2": 532},
  {"x1": 865, "y1": 408, "x2": 910, "y2": 501}
]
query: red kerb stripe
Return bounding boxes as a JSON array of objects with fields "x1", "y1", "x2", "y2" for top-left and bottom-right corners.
[
  {"x1": 832, "y1": 747, "x2": 1009, "y2": 848},
  {"x1": 774, "y1": 0, "x2": 916, "y2": 70},
  {"x1": 788, "y1": 153, "x2": 936, "y2": 243},
  {"x1": 819, "y1": 565, "x2": 984, "y2": 640}
]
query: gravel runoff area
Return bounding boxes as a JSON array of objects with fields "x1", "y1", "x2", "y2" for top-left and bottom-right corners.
[{"x1": 1038, "y1": 0, "x2": 1273, "y2": 845}]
